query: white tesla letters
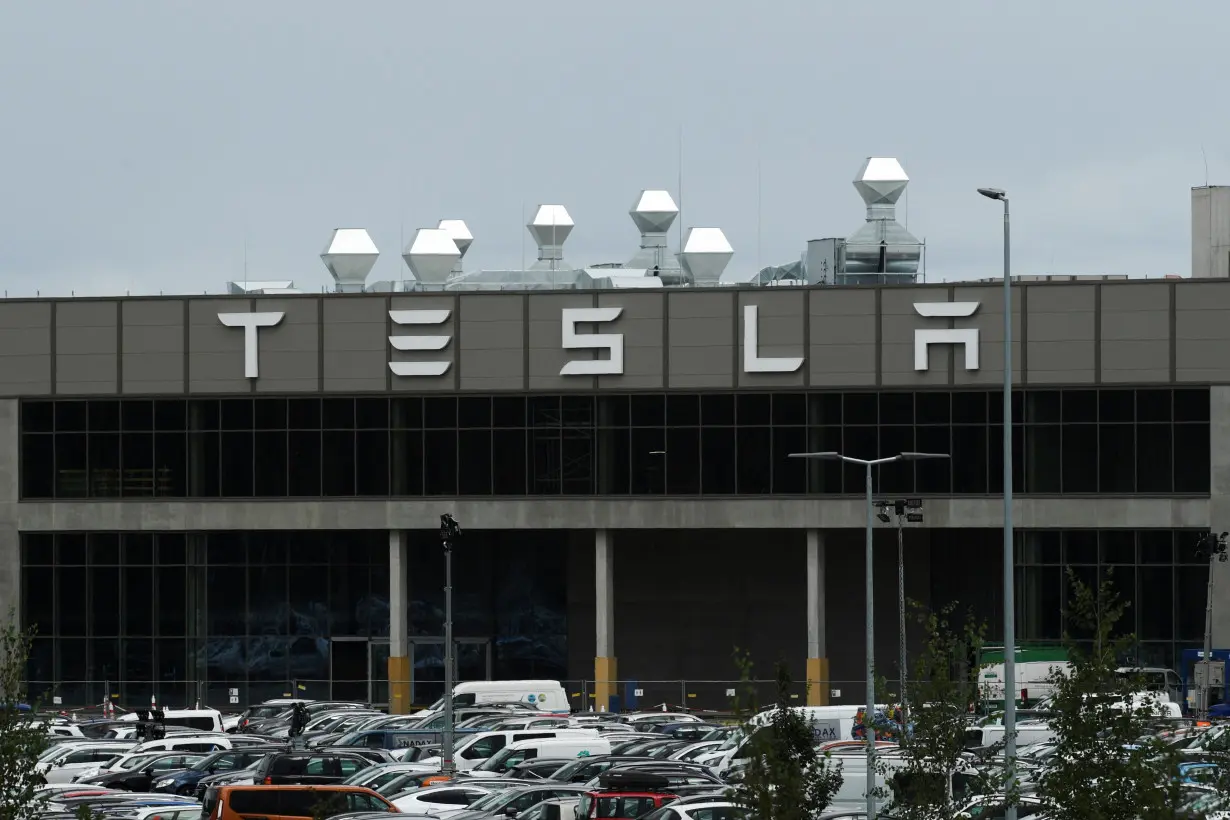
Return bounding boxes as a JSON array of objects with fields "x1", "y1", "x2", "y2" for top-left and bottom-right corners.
[
  {"x1": 913, "y1": 301, "x2": 980, "y2": 371},
  {"x1": 560, "y1": 307, "x2": 624, "y2": 375},
  {"x1": 743, "y1": 304, "x2": 804, "y2": 373},
  {"x1": 389, "y1": 309, "x2": 452, "y2": 377},
  {"x1": 217, "y1": 312, "x2": 284, "y2": 378}
]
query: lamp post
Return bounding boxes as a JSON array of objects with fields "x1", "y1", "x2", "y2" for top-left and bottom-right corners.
[
  {"x1": 978, "y1": 185, "x2": 1015, "y2": 819},
  {"x1": 439, "y1": 513, "x2": 462, "y2": 776},
  {"x1": 789, "y1": 450, "x2": 949, "y2": 819}
]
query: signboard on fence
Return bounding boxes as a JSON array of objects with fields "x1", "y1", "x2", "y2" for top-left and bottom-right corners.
[{"x1": 811, "y1": 720, "x2": 841, "y2": 743}]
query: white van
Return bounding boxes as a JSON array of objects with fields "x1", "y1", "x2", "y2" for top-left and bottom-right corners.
[
  {"x1": 117, "y1": 707, "x2": 225, "y2": 733},
  {"x1": 420, "y1": 728, "x2": 598, "y2": 771},
  {"x1": 467, "y1": 736, "x2": 612, "y2": 778},
  {"x1": 424, "y1": 681, "x2": 570, "y2": 715},
  {"x1": 706, "y1": 705, "x2": 862, "y2": 773},
  {"x1": 38, "y1": 742, "x2": 134, "y2": 783},
  {"x1": 131, "y1": 733, "x2": 233, "y2": 755}
]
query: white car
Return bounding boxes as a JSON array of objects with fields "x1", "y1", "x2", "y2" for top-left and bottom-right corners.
[
  {"x1": 344, "y1": 761, "x2": 436, "y2": 790},
  {"x1": 641, "y1": 802, "x2": 749, "y2": 820},
  {"x1": 71, "y1": 749, "x2": 171, "y2": 782},
  {"x1": 39, "y1": 743, "x2": 134, "y2": 784},
  {"x1": 392, "y1": 784, "x2": 493, "y2": 818}
]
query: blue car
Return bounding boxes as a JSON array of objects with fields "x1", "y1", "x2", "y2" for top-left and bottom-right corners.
[{"x1": 150, "y1": 747, "x2": 281, "y2": 796}]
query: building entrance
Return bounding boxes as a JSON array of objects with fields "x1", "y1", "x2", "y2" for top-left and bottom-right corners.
[
  {"x1": 330, "y1": 638, "x2": 390, "y2": 705},
  {"x1": 410, "y1": 638, "x2": 492, "y2": 707}
]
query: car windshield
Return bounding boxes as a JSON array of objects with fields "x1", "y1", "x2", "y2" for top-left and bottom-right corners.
[
  {"x1": 467, "y1": 791, "x2": 514, "y2": 811},
  {"x1": 473, "y1": 746, "x2": 521, "y2": 772},
  {"x1": 716, "y1": 731, "x2": 744, "y2": 751}
]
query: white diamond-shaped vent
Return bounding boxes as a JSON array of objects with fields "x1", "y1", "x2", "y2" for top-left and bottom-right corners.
[
  {"x1": 321, "y1": 229, "x2": 379, "y2": 292},
  {"x1": 402, "y1": 228, "x2": 461, "y2": 285},
  {"x1": 630, "y1": 189, "x2": 678, "y2": 236},
  {"x1": 679, "y1": 227, "x2": 733, "y2": 285},
  {"x1": 437, "y1": 219, "x2": 474, "y2": 258},
  {"x1": 854, "y1": 157, "x2": 909, "y2": 207}
]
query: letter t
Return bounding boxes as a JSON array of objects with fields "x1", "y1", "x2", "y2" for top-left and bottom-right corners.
[{"x1": 218, "y1": 312, "x2": 285, "y2": 378}]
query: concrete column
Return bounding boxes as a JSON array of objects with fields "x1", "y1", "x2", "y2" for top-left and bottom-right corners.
[
  {"x1": 594, "y1": 529, "x2": 617, "y2": 712},
  {"x1": 388, "y1": 530, "x2": 412, "y2": 713},
  {"x1": 1209, "y1": 387, "x2": 1230, "y2": 650},
  {"x1": 0, "y1": 400, "x2": 19, "y2": 630},
  {"x1": 806, "y1": 528, "x2": 829, "y2": 706},
  {"x1": 185, "y1": 534, "x2": 208, "y2": 701}
]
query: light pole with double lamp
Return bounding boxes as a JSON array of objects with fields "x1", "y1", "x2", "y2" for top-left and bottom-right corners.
[
  {"x1": 978, "y1": 185, "x2": 1016, "y2": 820},
  {"x1": 789, "y1": 449, "x2": 949, "y2": 819}
]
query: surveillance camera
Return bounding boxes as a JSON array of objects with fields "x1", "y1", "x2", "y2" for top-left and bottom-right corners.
[{"x1": 876, "y1": 512, "x2": 891, "y2": 524}]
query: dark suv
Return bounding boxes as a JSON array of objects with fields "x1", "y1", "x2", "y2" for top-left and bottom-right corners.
[{"x1": 253, "y1": 751, "x2": 374, "y2": 785}]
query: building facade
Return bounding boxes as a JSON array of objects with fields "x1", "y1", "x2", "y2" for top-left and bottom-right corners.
[{"x1": 6, "y1": 278, "x2": 1230, "y2": 712}]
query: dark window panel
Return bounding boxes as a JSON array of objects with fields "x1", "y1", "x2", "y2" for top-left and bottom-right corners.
[
  {"x1": 805, "y1": 425, "x2": 843, "y2": 493},
  {"x1": 1098, "y1": 425, "x2": 1135, "y2": 493},
  {"x1": 562, "y1": 395, "x2": 595, "y2": 427},
  {"x1": 254, "y1": 398, "x2": 288, "y2": 430},
  {"x1": 1176, "y1": 565, "x2": 1209, "y2": 640},
  {"x1": 1017, "y1": 565, "x2": 1061, "y2": 641},
  {"x1": 772, "y1": 426, "x2": 807, "y2": 493},
  {"x1": 1018, "y1": 531, "x2": 1061, "y2": 565},
  {"x1": 665, "y1": 427, "x2": 700, "y2": 495},
  {"x1": 458, "y1": 430, "x2": 493, "y2": 495},
  {"x1": 1177, "y1": 532, "x2": 1209, "y2": 564},
  {"x1": 879, "y1": 392, "x2": 913, "y2": 426},
  {"x1": 247, "y1": 564, "x2": 288, "y2": 636},
  {"x1": 1139, "y1": 530, "x2": 1174, "y2": 564},
  {"x1": 288, "y1": 431, "x2": 321, "y2": 497},
  {"x1": 89, "y1": 433, "x2": 121, "y2": 498},
  {"x1": 987, "y1": 391, "x2": 1024, "y2": 425},
  {"x1": 561, "y1": 428, "x2": 595, "y2": 495},
  {"x1": 21, "y1": 434, "x2": 53, "y2": 498},
  {"x1": 20, "y1": 533, "x2": 53, "y2": 566},
  {"x1": 951, "y1": 426, "x2": 988, "y2": 494},
  {"x1": 596, "y1": 428, "x2": 627, "y2": 495},
  {"x1": 667, "y1": 394, "x2": 701, "y2": 427},
  {"x1": 189, "y1": 399, "x2": 219, "y2": 431},
  {"x1": 735, "y1": 427, "x2": 771, "y2": 494},
  {"x1": 1100, "y1": 531, "x2": 1137, "y2": 564},
  {"x1": 424, "y1": 397, "x2": 457, "y2": 429},
  {"x1": 122, "y1": 400, "x2": 154, "y2": 431},
  {"x1": 1135, "y1": 425, "x2": 1173, "y2": 493},
  {"x1": 219, "y1": 431, "x2": 254, "y2": 497},
  {"x1": 952, "y1": 392, "x2": 987, "y2": 424},
  {"x1": 58, "y1": 534, "x2": 86, "y2": 564},
  {"x1": 1061, "y1": 423, "x2": 1098, "y2": 493},
  {"x1": 153, "y1": 432, "x2": 187, "y2": 497},
  {"x1": 158, "y1": 638, "x2": 186, "y2": 682},
  {"x1": 57, "y1": 566, "x2": 87, "y2": 634},
  {"x1": 1064, "y1": 531, "x2": 1098, "y2": 564},
  {"x1": 55, "y1": 432, "x2": 88, "y2": 498},
  {"x1": 390, "y1": 429, "x2": 423, "y2": 496},
  {"x1": 915, "y1": 392, "x2": 950, "y2": 425},
  {"x1": 1138, "y1": 565, "x2": 1173, "y2": 640},
  {"x1": 154, "y1": 399, "x2": 186, "y2": 432},
  {"x1": 207, "y1": 533, "x2": 246, "y2": 565},
  {"x1": 90, "y1": 400, "x2": 120, "y2": 432},
  {"x1": 1136, "y1": 390, "x2": 1172, "y2": 423},
  {"x1": 458, "y1": 397, "x2": 491, "y2": 429},
  {"x1": 1174, "y1": 388, "x2": 1209, "y2": 422},
  {"x1": 254, "y1": 431, "x2": 289, "y2": 497},
  {"x1": 844, "y1": 393, "x2": 876, "y2": 424},
  {"x1": 424, "y1": 430, "x2": 458, "y2": 495},
  {"x1": 702, "y1": 394, "x2": 735, "y2": 426},
  {"x1": 1098, "y1": 390, "x2": 1134, "y2": 423},
  {"x1": 1174, "y1": 424, "x2": 1210, "y2": 492},
  {"x1": 249, "y1": 532, "x2": 287, "y2": 565},
  {"x1": 355, "y1": 398, "x2": 389, "y2": 430},
  {"x1": 877, "y1": 425, "x2": 915, "y2": 494},
  {"x1": 529, "y1": 428, "x2": 561, "y2": 494},
  {"x1": 206, "y1": 565, "x2": 245, "y2": 635},
  {"x1": 23, "y1": 401, "x2": 53, "y2": 433},
  {"x1": 124, "y1": 534, "x2": 154, "y2": 565},
  {"x1": 220, "y1": 399, "x2": 253, "y2": 431},
  {"x1": 55, "y1": 401, "x2": 87, "y2": 433},
  {"x1": 1063, "y1": 390, "x2": 1097, "y2": 423},
  {"x1": 1062, "y1": 564, "x2": 1099, "y2": 640},
  {"x1": 630, "y1": 395, "x2": 665, "y2": 426},
  {"x1": 322, "y1": 431, "x2": 357, "y2": 496},
  {"x1": 493, "y1": 430, "x2": 528, "y2": 495},
  {"x1": 188, "y1": 431, "x2": 220, "y2": 497},
  {"x1": 630, "y1": 428, "x2": 665, "y2": 494},
  {"x1": 90, "y1": 533, "x2": 119, "y2": 565},
  {"x1": 322, "y1": 397, "x2": 355, "y2": 430},
  {"x1": 1023, "y1": 391, "x2": 1061, "y2": 424},
  {"x1": 57, "y1": 636, "x2": 86, "y2": 680},
  {"x1": 124, "y1": 566, "x2": 154, "y2": 636},
  {"x1": 23, "y1": 566, "x2": 54, "y2": 633},
  {"x1": 356, "y1": 430, "x2": 390, "y2": 496},
  {"x1": 121, "y1": 432, "x2": 154, "y2": 497},
  {"x1": 842, "y1": 426, "x2": 877, "y2": 491},
  {"x1": 27, "y1": 637, "x2": 52, "y2": 683},
  {"x1": 772, "y1": 393, "x2": 806, "y2": 426},
  {"x1": 288, "y1": 398, "x2": 321, "y2": 429},
  {"x1": 736, "y1": 394, "x2": 771, "y2": 426},
  {"x1": 156, "y1": 566, "x2": 186, "y2": 635},
  {"x1": 157, "y1": 534, "x2": 186, "y2": 565},
  {"x1": 701, "y1": 427, "x2": 736, "y2": 494},
  {"x1": 494, "y1": 396, "x2": 527, "y2": 428},
  {"x1": 1103, "y1": 564, "x2": 1136, "y2": 638},
  {"x1": 1024, "y1": 425, "x2": 1062, "y2": 493}
]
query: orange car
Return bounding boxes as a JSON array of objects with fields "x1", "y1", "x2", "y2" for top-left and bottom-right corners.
[{"x1": 203, "y1": 784, "x2": 396, "y2": 820}]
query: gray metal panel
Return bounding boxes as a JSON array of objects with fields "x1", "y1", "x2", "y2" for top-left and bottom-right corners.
[
  {"x1": 668, "y1": 292, "x2": 734, "y2": 389},
  {"x1": 389, "y1": 294, "x2": 456, "y2": 392},
  {"x1": 879, "y1": 287, "x2": 952, "y2": 386},
  {"x1": 56, "y1": 300, "x2": 118, "y2": 395},
  {"x1": 1024, "y1": 285, "x2": 1095, "y2": 385},
  {"x1": 527, "y1": 293, "x2": 597, "y2": 391},
  {"x1": 597, "y1": 292, "x2": 663, "y2": 390},
  {"x1": 0, "y1": 303, "x2": 51, "y2": 396},
  {"x1": 122, "y1": 300, "x2": 185, "y2": 394},
  {"x1": 737, "y1": 290, "x2": 806, "y2": 388},
  {"x1": 1100, "y1": 283, "x2": 1170, "y2": 383},
  {"x1": 808, "y1": 289, "x2": 876, "y2": 387},
  {"x1": 1176, "y1": 281, "x2": 1230, "y2": 382},
  {"x1": 952, "y1": 285, "x2": 1022, "y2": 387},
  {"x1": 323, "y1": 297, "x2": 387, "y2": 393},
  {"x1": 252, "y1": 297, "x2": 320, "y2": 393},
  {"x1": 188, "y1": 298, "x2": 252, "y2": 394},
  {"x1": 459, "y1": 294, "x2": 524, "y2": 391}
]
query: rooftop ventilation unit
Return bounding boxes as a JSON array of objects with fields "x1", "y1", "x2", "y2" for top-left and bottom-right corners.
[
  {"x1": 437, "y1": 219, "x2": 473, "y2": 274},
  {"x1": 227, "y1": 280, "x2": 300, "y2": 295},
  {"x1": 843, "y1": 157, "x2": 921, "y2": 280},
  {"x1": 321, "y1": 228, "x2": 380, "y2": 293},
  {"x1": 527, "y1": 205, "x2": 574, "y2": 271},
  {"x1": 679, "y1": 227, "x2": 734, "y2": 285},
  {"x1": 627, "y1": 190, "x2": 680, "y2": 271},
  {"x1": 402, "y1": 228, "x2": 461, "y2": 287}
]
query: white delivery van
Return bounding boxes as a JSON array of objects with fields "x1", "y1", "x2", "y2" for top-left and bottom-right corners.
[
  {"x1": 424, "y1": 681, "x2": 570, "y2": 715},
  {"x1": 467, "y1": 736, "x2": 612, "y2": 778},
  {"x1": 421, "y1": 728, "x2": 598, "y2": 771},
  {"x1": 117, "y1": 708, "x2": 225, "y2": 733},
  {"x1": 131, "y1": 734, "x2": 233, "y2": 754},
  {"x1": 709, "y1": 705, "x2": 863, "y2": 773}
]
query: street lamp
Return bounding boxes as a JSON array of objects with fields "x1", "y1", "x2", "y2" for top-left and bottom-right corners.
[
  {"x1": 978, "y1": 184, "x2": 1015, "y2": 820},
  {"x1": 439, "y1": 513, "x2": 462, "y2": 775},
  {"x1": 789, "y1": 449, "x2": 949, "y2": 819}
]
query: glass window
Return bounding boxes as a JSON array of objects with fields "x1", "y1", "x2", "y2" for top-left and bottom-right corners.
[
  {"x1": 737, "y1": 394, "x2": 770, "y2": 426},
  {"x1": 735, "y1": 427, "x2": 771, "y2": 494},
  {"x1": 879, "y1": 392, "x2": 913, "y2": 426},
  {"x1": 665, "y1": 428, "x2": 700, "y2": 495},
  {"x1": 459, "y1": 431, "x2": 493, "y2": 495},
  {"x1": 1098, "y1": 390, "x2": 1134, "y2": 423},
  {"x1": 55, "y1": 402, "x2": 88, "y2": 432},
  {"x1": 667, "y1": 394, "x2": 700, "y2": 427},
  {"x1": 952, "y1": 392, "x2": 986, "y2": 424},
  {"x1": 701, "y1": 427, "x2": 736, "y2": 494},
  {"x1": 915, "y1": 391, "x2": 949, "y2": 425},
  {"x1": 22, "y1": 434, "x2": 53, "y2": 498},
  {"x1": 702, "y1": 394, "x2": 735, "y2": 425},
  {"x1": 322, "y1": 431, "x2": 356, "y2": 496},
  {"x1": 1062, "y1": 424, "x2": 1097, "y2": 493},
  {"x1": 1174, "y1": 389, "x2": 1209, "y2": 422},
  {"x1": 90, "y1": 401, "x2": 120, "y2": 432},
  {"x1": 1135, "y1": 425, "x2": 1173, "y2": 493},
  {"x1": 425, "y1": 397, "x2": 457, "y2": 429},
  {"x1": 1063, "y1": 391, "x2": 1097, "y2": 423},
  {"x1": 220, "y1": 399, "x2": 253, "y2": 431},
  {"x1": 1174, "y1": 425, "x2": 1210, "y2": 492},
  {"x1": 1098, "y1": 425, "x2": 1134, "y2": 493},
  {"x1": 323, "y1": 398, "x2": 356, "y2": 430},
  {"x1": 1023, "y1": 391, "x2": 1060, "y2": 424},
  {"x1": 23, "y1": 401, "x2": 54, "y2": 433},
  {"x1": 952, "y1": 426, "x2": 988, "y2": 494}
]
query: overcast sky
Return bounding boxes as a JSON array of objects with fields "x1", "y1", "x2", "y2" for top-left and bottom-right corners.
[{"x1": 1, "y1": 1, "x2": 1226, "y2": 296}]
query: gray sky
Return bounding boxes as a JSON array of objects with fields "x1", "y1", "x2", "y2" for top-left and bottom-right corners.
[{"x1": 1, "y1": 0, "x2": 1225, "y2": 296}]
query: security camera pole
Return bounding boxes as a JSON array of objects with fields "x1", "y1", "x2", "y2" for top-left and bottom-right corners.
[
  {"x1": 789, "y1": 450, "x2": 948, "y2": 820},
  {"x1": 876, "y1": 498, "x2": 925, "y2": 730},
  {"x1": 440, "y1": 513, "x2": 462, "y2": 775},
  {"x1": 1197, "y1": 531, "x2": 1229, "y2": 719}
]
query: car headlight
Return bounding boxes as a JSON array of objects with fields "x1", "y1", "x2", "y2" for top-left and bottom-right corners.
[{"x1": 154, "y1": 778, "x2": 176, "y2": 789}]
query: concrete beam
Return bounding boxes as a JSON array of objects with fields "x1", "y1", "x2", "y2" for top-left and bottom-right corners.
[{"x1": 0, "y1": 401, "x2": 18, "y2": 625}]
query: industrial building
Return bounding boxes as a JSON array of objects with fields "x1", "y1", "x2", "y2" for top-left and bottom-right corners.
[{"x1": 8, "y1": 159, "x2": 1230, "y2": 714}]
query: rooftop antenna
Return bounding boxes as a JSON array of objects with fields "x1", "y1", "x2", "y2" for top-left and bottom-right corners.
[
  {"x1": 678, "y1": 125, "x2": 684, "y2": 258},
  {"x1": 757, "y1": 157, "x2": 762, "y2": 271},
  {"x1": 521, "y1": 200, "x2": 526, "y2": 271},
  {"x1": 1202, "y1": 144, "x2": 1210, "y2": 187}
]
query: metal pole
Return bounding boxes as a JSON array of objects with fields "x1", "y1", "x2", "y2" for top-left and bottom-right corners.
[
  {"x1": 1202, "y1": 542, "x2": 1215, "y2": 719},
  {"x1": 1001, "y1": 196, "x2": 1017, "y2": 820},
  {"x1": 865, "y1": 461, "x2": 876, "y2": 820},
  {"x1": 442, "y1": 541, "x2": 455, "y2": 775},
  {"x1": 897, "y1": 513, "x2": 908, "y2": 730}
]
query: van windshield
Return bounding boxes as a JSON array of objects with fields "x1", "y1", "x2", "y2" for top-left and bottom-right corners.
[{"x1": 473, "y1": 745, "x2": 530, "y2": 772}]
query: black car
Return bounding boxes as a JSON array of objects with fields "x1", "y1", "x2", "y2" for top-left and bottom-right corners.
[
  {"x1": 252, "y1": 750, "x2": 374, "y2": 785},
  {"x1": 76, "y1": 752, "x2": 209, "y2": 791},
  {"x1": 150, "y1": 746, "x2": 281, "y2": 795}
]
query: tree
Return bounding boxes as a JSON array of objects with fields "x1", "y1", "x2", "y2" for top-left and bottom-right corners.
[
  {"x1": 0, "y1": 610, "x2": 48, "y2": 820},
  {"x1": 881, "y1": 602, "x2": 992, "y2": 820},
  {"x1": 1037, "y1": 570, "x2": 1183, "y2": 820},
  {"x1": 729, "y1": 651, "x2": 844, "y2": 820}
]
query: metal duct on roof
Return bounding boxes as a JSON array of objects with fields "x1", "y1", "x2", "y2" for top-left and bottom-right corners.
[
  {"x1": 844, "y1": 157, "x2": 921, "y2": 277},
  {"x1": 679, "y1": 227, "x2": 733, "y2": 285},
  {"x1": 321, "y1": 229, "x2": 379, "y2": 292},
  {"x1": 527, "y1": 205, "x2": 574, "y2": 271},
  {"x1": 437, "y1": 219, "x2": 473, "y2": 274},
  {"x1": 627, "y1": 190, "x2": 680, "y2": 272},
  {"x1": 402, "y1": 228, "x2": 461, "y2": 286}
]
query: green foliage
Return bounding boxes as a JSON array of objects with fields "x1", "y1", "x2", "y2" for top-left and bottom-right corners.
[
  {"x1": 311, "y1": 792, "x2": 348, "y2": 820},
  {"x1": 0, "y1": 610, "x2": 48, "y2": 820},
  {"x1": 729, "y1": 651, "x2": 843, "y2": 820},
  {"x1": 881, "y1": 602, "x2": 992, "y2": 820},
  {"x1": 1037, "y1": 569, "x2": 1184, "y2": 820}
]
